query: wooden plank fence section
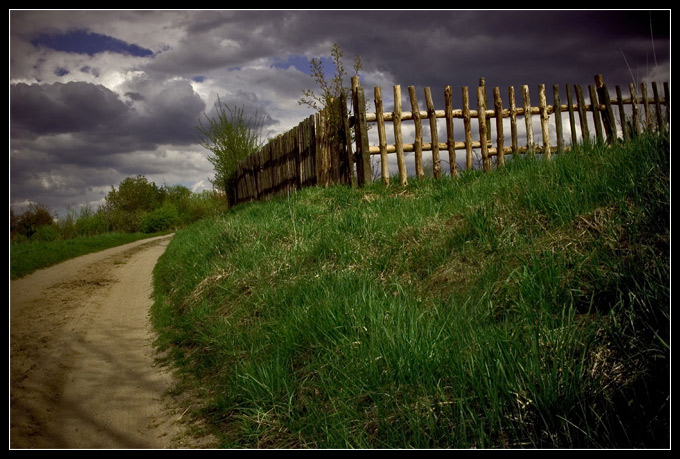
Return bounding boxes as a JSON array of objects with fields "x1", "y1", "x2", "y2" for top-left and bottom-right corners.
[{"x1": 227, "y1": 74, "x2": 669, "y2": 205}]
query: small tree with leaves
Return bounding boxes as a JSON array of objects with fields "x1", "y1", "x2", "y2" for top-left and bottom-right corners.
[
  {"x1": 197, "y1": 98, "x2": 266, "y2": 193},
  {"x1": 298, "y1": 43, "x2": 363, "y2": 115}
]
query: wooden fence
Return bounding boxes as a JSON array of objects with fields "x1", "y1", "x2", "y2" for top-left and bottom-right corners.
[
  {"x1": 227, "y1": 73, "x2": 669, "y2": 205},
  {"x1": 226, "y1": 93, "x2": 354, "y2": 206}
]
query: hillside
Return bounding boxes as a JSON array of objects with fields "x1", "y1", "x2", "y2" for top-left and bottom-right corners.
[{"x1": 151, "y1": 133, "x2": 669, "y2": 448}]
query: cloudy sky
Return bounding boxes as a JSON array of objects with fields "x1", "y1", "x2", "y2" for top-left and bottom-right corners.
[{"x1": 10, "y1": 10, "x2": 670, "y2": 216}]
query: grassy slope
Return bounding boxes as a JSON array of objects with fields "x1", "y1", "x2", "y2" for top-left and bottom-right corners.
[{"x1": 152, "y1": 133, "x2": 669, "y2": 448}]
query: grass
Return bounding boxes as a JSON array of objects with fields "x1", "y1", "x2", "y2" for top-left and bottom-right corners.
[
  {"x1": 151, "y1": 132, "x2": 669, "y2": 448},
  {"x1": 10, "y1": 231, "x2": 167, "y2": 279}
]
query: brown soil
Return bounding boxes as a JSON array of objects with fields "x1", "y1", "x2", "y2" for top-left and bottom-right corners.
[{"x1": 10, "y1": 235, "x2": 212, "y2": 449}]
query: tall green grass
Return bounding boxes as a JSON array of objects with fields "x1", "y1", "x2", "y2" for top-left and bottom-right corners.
[{"x1": 152, "y1": 133, "x2": 669, "y2": 448}]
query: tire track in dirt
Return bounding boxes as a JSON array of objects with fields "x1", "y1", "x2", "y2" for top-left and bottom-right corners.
[{"x1": 10, "y1": 234, "x2": 208, "y2": 449}]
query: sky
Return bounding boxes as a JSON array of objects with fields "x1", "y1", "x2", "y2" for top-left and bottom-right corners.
[{"x1": 9, "y1": 9, "x2": 670, "y2": 217}]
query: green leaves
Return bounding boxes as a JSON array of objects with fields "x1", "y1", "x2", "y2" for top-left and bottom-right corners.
[{"x1": 197, "y1": 98, "x2": 265, "y2": 193}]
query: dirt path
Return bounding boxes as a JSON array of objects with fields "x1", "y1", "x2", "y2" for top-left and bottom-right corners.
[{"x1": 10, "y1": 234, "x2": 205, "y2": 449}]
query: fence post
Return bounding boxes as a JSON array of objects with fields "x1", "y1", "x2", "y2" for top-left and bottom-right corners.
[
  {"x1": 374, "y1": 86, "x2": 390, "y2": 185},
  {"x1": 652, "y1": 82, "x2": 663, "y2": 131},
  {"x1": 339, "y1": 93, "x2": 357, "y2": 187},
  {"x1": 508, "y1": 86, "x2": 518, "y2": 155},
  {"x1": 566, "y1": 84, "x2": 578, "y2": 146},
  {"x1": 424, "y1": 87, "x2": 441, "y2": 178},
  {"x1": 493, "y1": 87, "x2": 504, "y2": 167},
  {"x1": 408, "y1": 86, "x2": 424, "y2": 179},
  {"x1": 393, "y1": 85, "x2": 408, "y2": 186},
  {"x1": 477, "y1": 85, "x2": 490, "y2": 172},
  {"x1": 352, "y1": 76, "x2": 372, "y2": 186},
  {"x1": 521, "y1": 85, "x2": 534, "y2": 153},
  {"x1": 574, "y1": 85, "x2": 591, "y2": 145},
  {"x1": 588, "y1": 84, "x2": 604, "y2": 143},
  {"x1": 462, "y1": 86, "x2": 473, "y2": 170},
  {"x1": 594, "y1": 74, "x2": 617, "y2": 143},
  {"x1": 444, "y1": 85, "x2": 458, "y2": 177},
  {"x1": 306, "y1": 115, "x2": 317, "y2": 187},
  {"x1": 538, "y1": 84, "x2": 551, "y2": 158},
  {"x1": 615, "y1": 85, "x2": 629, "y2": 141},
  {"x1": 553, "y1": 85, "x2": 564, "y2": 154},
  {"x1": 479, "y1": 78, "x2": 491, "y2": 145}
]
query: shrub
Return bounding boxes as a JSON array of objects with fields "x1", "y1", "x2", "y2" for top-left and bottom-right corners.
[
  {"x1": 30, "y1": 224, "x2": 60, "y2": 242},
  {"x1": 74, "y1": 209, "x2": 109, "y2": 237},
  {"x1": 11, "y1": 203, "x2": 55, "y2": 239},
  {"x1": 141, "y1": 204, "x2": 179, "y2": 233}
]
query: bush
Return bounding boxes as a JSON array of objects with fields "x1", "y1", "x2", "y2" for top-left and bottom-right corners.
[
  {"x1": 184, "y1": 190, "x2": 228, "y2": 223},
  {"x1": 74, "y1": 210, "x2": 109, "y2": 237},
  {"x1": 141, "y1": 204, "x2": 179, "y2": 233},
  {"x1": 30, "y1": 224, "x2": 61, "y2": 242},
  {"x1": 11, "y1": 203, "x2": 55, "y2": 239}
]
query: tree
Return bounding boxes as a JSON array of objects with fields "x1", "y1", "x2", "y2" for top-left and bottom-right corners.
[
  {"x1": 298, "y1": 43, "x2": 363, "y2": 114},
  {"x1": 197, "y1": 98, "x2": 266, "y2": 193},
  {"x1": 11, "y1": 203, "x2": 55, "y2": 239},
  {"x1": 104, "y1": 175, "x2": 162, "y2": 214},
  {"x1": 103, "y1": 175, "x2": 164, "y2": 233}
]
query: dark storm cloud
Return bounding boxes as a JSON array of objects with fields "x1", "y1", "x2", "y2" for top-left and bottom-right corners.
[
  {"x1": 146, "y1": 10, "x2": 669, "y2": 102},
  {"x1": 11, "y1": 81, "x2": 130, "y2": 138},
  {"x1": 136, "y1": 78, "x2": 207, "y2": 145},
  {"x1": 347, "y1": 10, "x2": 668, "y2": 90},
  {"x1": 31, "y1": 29, "x2": 154, "y2": 57},
  {"x1": 11, "y1": 78, "x2": 207, "y2": 146},
  {"x1": 144, "y1": 10, "x2": 315, "y2": 76},
  {"x1": 9, "y1": 77, "x2": 209, "y2": 203}
]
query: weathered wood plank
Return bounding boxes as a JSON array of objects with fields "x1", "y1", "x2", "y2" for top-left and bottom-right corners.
[
  {"x1": 424, "y1": 87, "x2": 441, "y2": 178},
  {"x1": 521, "y1": 85, "x2": 534, "y2": 152},
  {"x1": 444, "y1": 85, "x2": 457, "y2": 177},
  {"x1": 374, "y1": 86, "x2": 390, "y2": 185},
  {"x1": 589, "y1": 84, "x2": 604, "y2": 143},
  {"x1": 538, "y1": 84, "x2": 551, "y2": 158},
  {"x1": 508, "y1": 86, "x2": 518, "y2": 155},
  {"x1": 574, "y1": 85, "x2": 590, "y2": 145},
  {"x1": 493, "y1": 86, "x2": 505, "y2": 167},
  {"x1": 393, "y1": 85, "x2": 408, "y2": 186},
  {"x1": 462, "y1": 86, "x2": 473, "y2": 170},
  {"x1": 553, "y1": 85, "x2": 564, "y2": 154},
  {"x1": 408, "y1": 86, "x2": 424, "y2": 179},
  {"x1": 477, "y1": 86, "x2": 490, "y2": 172}
]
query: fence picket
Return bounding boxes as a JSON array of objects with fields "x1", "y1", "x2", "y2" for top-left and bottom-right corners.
[
  {"x1": 508, "y1": 86, "x2": 519, "y2": 155},
  {"x1": 462, "y1": 86, "x2": 473, "y2": 170},
  {"x1": 574, "y1": 85, "x2": 590, "y2": 145},
  {"x1": 553, "y1": 85, "x2": 564, "y2": 154},
  {"x1": 393, "y1": 85, "x2": 408, "y2": 186},
  {"x1": 408, "y1": 86, "x2": 424, "y2": 179},
  {"x1": 424, "y1": 87, "x2": 441, "y2": 178},
  {"x1": 566, "y1": 84, "x2": 577, "y2": 146},
  {"x1": 521, "y1": 85, "x2": 534, "y2": 152},
  {"x1": 538, "y1": 84, "x2": 551, "y2": 158},
  {"x1": 477, "y1": 86, "x2": 490, "y2": 172},
  {"x1": 589, "y1": 84, "x2": 604, "y2": 143},
  {"x1": 444, "y1": 85, "x2": 457, "y2": 177},
  {"x1": 374, "y1": 87, "x2": 390, "y2": 185},
  {"x1": 493, "y1": 87, "x2": 505, "y2": 167}
]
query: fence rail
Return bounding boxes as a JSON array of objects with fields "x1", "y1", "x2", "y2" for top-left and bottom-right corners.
[{"x1": 227, "y1": 73, "x2": 669, "y2": 205}]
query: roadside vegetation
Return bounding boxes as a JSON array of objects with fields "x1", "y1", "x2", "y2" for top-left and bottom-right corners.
[
  {"x1": 10, "y1": 175, "x2": 228, "y2": 279},
  {"x1": 151, "y1": 132, "x2": 669, "y2": 448}
]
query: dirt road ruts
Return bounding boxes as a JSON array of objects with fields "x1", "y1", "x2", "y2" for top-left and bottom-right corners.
[{"x1": 10, "y1": 234, "x2": 201, "y2": 449}]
